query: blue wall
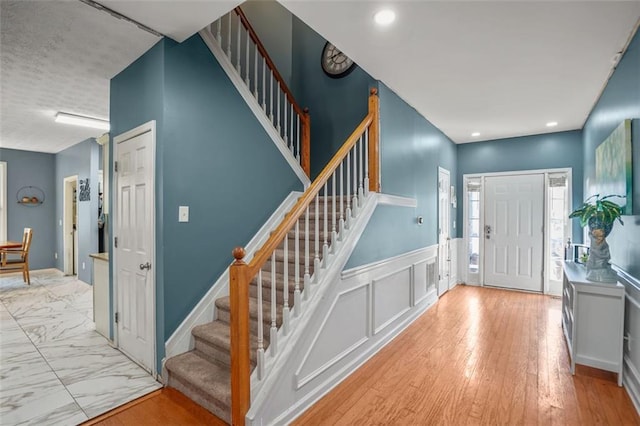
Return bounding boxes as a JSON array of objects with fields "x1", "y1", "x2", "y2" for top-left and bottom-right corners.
[
  {"x1": 0, "y1": 148, "x2": 56, "y2": 270},
  {"x1": 345, "y1": 83, "x2": 458, "y2": 268},
  {"x1": 54, "y1": 138, "x2": 100, "y2": 284},
  {"x1": 456, "y1": 130, "x2": 584, "y2": 240},
  {"x1": 583, "y1": 28, "x2": 640, "y2": 279},
  {"x1": 290, "y1": 17, "x2": 376, "y2": 178},
  {"x1": 111, "y1": 35, "x2": 303, "y2": 370}
]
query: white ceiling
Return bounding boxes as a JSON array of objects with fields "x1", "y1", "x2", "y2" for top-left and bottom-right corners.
[{"x1": 1, "y1": 1, "x2": 639, "y2": 154}]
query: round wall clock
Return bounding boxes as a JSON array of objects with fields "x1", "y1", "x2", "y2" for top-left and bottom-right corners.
[{"x1": 321, "y1": 42, "x2": 356, "y2": 78}]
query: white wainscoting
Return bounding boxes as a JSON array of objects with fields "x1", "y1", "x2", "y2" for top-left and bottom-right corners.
[
  {"x1": 618, "y1": 268, "x2": 640, "y2": 415},
  {"x1": 247, "y1": 245, "x2": 439, "y2": 425}
]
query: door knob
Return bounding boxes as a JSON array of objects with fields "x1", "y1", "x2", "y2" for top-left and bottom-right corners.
[
  {"x1": 485, "y1": 225, "x2": 491, "y2": 239},
  {"x1": 139, "y1": 262, "x2": 151, "y2": 271}
]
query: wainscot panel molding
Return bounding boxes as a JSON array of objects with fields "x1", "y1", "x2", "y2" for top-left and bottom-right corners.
[
  {"x1": 247, "y1": 244, "x2": 438, "y2": 425},
  {"x1": 163, "y1": 192, "x2": 302, "y2": 362},
  {"x1": 617, "y1": 267, "x2": 640, "y2": 415},
  {"x1": 376, "y1": 193, "x2": 418, "y2": 208}
]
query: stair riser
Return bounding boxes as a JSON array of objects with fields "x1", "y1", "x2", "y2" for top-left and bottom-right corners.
[
  {"x1": 193, "y1": 339, "x2": 259, "y2": 369},
  {"x1": 260, "y1": 260, "x2": 315, "y2": 277},
  {"x1": 167, "y1": 374, "x2": 231, "y2": 424},
  {"x1": 249, "y1": 283, "x2": 298, "y2": 304}
]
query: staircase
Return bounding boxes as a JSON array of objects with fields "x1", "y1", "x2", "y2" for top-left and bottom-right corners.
[
  {"x1": 164, "y1": 7, "x2": 380, "y2": 425},
  {"x1": 165, "y1": 202, "x2": 340, "y2": 422}
]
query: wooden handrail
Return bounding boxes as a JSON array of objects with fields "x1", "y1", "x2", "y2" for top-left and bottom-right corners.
[
  {"x1": 230, "y1": 89, "x2": 379, "y2": 426},
  {"x1": 301, "y1": 109, "x2": 311, "y2": 177},
  {"x1": 234, "y1": 7, "x2": 304, "y2": 118}
]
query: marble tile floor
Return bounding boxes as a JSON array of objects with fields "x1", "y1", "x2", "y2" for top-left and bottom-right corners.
[{"x1": 0, "y1": 269, "x2": 161, "y2": 425}]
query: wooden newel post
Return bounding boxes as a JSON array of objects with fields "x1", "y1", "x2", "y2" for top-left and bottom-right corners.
[
  {"x1": 230, "y1": 247, "x2": 250, "y2": 426},
  {"x1": 368, "y1": 88, "x2": 380, "y2": 192},
  {"x1": 302, "y1": 107, "x2": 311, "y2": 178}
]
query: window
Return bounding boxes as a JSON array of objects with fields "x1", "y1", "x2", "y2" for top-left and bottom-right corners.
[
  {"x1": 467, "y1": 178, "x2": 481, "y2": 274},
  {"x1": 547, "y1": 173, "x2": 570, "y2": 283}
]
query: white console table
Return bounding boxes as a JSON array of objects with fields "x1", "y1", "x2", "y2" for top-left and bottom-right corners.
[{"x1": 562, "y1": 261, "x2": 625, "y2": 386}]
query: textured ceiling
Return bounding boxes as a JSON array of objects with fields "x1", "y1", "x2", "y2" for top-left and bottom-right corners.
[{"x1": 0, "y1": 0, "x2": 160, "y2": 153}]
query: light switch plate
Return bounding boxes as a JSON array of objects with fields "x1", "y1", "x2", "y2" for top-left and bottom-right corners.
[{"x1": 179, "y1": 206, "x2": 189, "y2": 222}]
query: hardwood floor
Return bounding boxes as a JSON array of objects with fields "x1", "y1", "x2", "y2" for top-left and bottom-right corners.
[
  {"x1": 83, "y1": 285, "x2": 639, "y2": 425},
  {"x1": 294, "y1": 285, "x2": 639, "y2": 425}
]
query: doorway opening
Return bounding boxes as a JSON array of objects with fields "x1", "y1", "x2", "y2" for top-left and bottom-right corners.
[{"x1": 63, "y1": 175, "x2": 78, "y2": 276}]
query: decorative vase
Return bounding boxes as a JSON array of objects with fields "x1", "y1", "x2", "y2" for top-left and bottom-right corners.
[{"x1": 585, "y1": 219, "x2": 618, "y2": 283}]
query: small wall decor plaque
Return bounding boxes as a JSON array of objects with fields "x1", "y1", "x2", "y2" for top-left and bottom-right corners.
[{"x1": 79, "y1": 178, "x2": 91, "y2": 202}]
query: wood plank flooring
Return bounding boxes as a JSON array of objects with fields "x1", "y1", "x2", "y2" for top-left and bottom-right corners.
[
  {"x1": 84, "y1": 285, "x2": 639, "y2": 425},
  {"x1": 294, "y1": 285, "x2": 639, "y2": 425}
]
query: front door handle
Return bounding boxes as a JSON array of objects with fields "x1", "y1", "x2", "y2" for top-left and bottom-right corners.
[{"x1": 139, "y1": 262, "x2": 151, "y2": 271}]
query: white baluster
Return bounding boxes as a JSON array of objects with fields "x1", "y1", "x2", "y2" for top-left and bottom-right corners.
[
  {"x1": 352, "y1": 143, "x2": 358, "y2": 217},
  {"x1": 346, "y1": 152, "x2": 352, "y2": 228},
  {"x1": 296, "y1": 116, "x2": 301, "y2": 162},
  {"x1": 290, "y1": 104, "x2": 295, "y2": 156},
  {"x1": 358, "y1": 136, "x2": 364, "y2": 206},
  {"x1": 294, "y1": 220, "x2": 301, "y2": 316},
  {"x1": 364, "y1": 128, "x2": 370, "y2": 197},
  {"x1": 314, "y1": 195, "x2": 320, "y2": 281},
  {"x1": 304, "y1": 206, "x2": 310, "y2": 299},
  {"x1": 227, "y1": 13, "x2": 232, "y2": 59},
  {"x1": 236, "y1": 15, "x2": 241, "y2": 73},
  {"x1": 245, "y1": 27, "x2": 250, "y2": 86},
  {"x1": 269, "y1": 70, "x2": 274, "y2": 123},
  {"x1": 270, "y1": 255, "x2": 278, "y2": 356},
  {"x1": 339, "y1": 161, "x2": 345, "y2": 239},
  {"x1": 253, "y1": 45, "x2": 258, "y2": 99},
  {"x1": 331, "y1": 173, "x2": 337, "y2": 251},
  {"x1": 216, "y1": 20, "x2": 221, "y2": 44},
  {"x1": 322, "y1": 183, "x2": 328, "y2": 266},
  {"x1": 256, "y1": 270, "x2": 264, "y2": 379},
  {"x1": 261, "y1": 57, "x2": 266, "y2": 112},
  {"x1": 283, "y1": 237, "x2": 290, "y2": 335},
  {"x1": 277, "y1": 82, "x2": 281, "y2": 134}
]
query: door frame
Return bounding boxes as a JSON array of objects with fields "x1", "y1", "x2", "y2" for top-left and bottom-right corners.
[
  {"x1": 437, "y1": 167, "x2": 451, "y2": 296},
  {"x1": 112, "y1": 120, "x2": 157, "y2": 375},
  {"x1": 63, "y1": 175, "x2": 78, "y2": 275},
  {"x1": 462, "y1": 168, "x2": 572, "y2": 294},
  {"x1": 0, "y1": 161, "x2": 6, "y2": 241}
]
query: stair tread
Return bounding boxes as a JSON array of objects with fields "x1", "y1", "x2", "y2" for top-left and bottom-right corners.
[
  {"x1": 216, "y1": 296, "x2": 283, "y2": 324},
  {"x1": 193, "y1": 320, "x2": 269, "y2": 348},
  {"x1": 165, "y1": 351, "x2": 231, "y2": 407}
]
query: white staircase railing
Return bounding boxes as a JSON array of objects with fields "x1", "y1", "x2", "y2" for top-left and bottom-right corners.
[{"x1": 206, "y1": 7, "x2": 310, "y2": 176}]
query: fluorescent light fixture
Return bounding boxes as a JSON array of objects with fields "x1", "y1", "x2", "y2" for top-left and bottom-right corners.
[
  {"x1": 55, "y1": 112, "x2": 110, "y2": 130},
  {"x1": 374, "y1": 9, "x2": 396, "y2": 26},
  {"x1": 471, "y1": 132, "x2": 481, "y2": 137},
  {"x1": 546, "y1": 121, "x2": 558, "y2": 127}
]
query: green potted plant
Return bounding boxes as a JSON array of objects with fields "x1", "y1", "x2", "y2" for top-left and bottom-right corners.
[
  {"x1": 569, "y1": 194, "x2": 625, "y2": 282},
  {"x1": 569, "y1": 194, "x2": 624, "y2": 234}
]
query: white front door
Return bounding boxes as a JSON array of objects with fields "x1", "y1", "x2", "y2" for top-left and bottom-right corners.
[
  {"x1": 114, "y1": 124, "x2": 155, "y2": 372},
  {"x1": 484, "y1": 174, "x2": 544, "y2": 292},
  {"x1": 438, "y1": 167, "x2": 451, "y2": 296}
]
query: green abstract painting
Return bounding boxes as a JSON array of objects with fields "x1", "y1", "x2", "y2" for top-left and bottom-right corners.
[{"x1": 596, "y1": 119, "x2": 632, "y2": 215}]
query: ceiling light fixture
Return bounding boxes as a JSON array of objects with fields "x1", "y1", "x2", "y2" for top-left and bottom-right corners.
[
  {"x1": 471, "y1": 132, "x2": 481, "y2": 137},
  {"x1": 55, "y1": 112, "x2": 110, "y2": 130},
  {"x1": 546, "y1": 121, "x2": 558, "y2": 127},
  {"x1": 374, "y1": 9, "x2": 396, "y2": 26}
]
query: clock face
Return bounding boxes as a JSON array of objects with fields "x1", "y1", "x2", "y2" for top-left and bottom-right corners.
[{"x1": 321, "y1": 42, "x2": 356, "y2": 78}]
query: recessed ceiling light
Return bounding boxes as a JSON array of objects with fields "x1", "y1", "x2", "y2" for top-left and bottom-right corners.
[
  {"x1": 374, "y1": 9, "x2": 396, "y2": 26},
  {"x1": 55, "y1": 112, "x2": 110, "y2": 130},
  {"x1": 471, "y1": 132, "x2": 481, "y2": 137},
  {"x1": 546, "y1": 121, "x2": 558, "y2": 127}
]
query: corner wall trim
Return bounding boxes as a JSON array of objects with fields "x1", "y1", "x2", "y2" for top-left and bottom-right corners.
[{"x1": 377, "y1": 193, "x2": 417, "y2": 208}]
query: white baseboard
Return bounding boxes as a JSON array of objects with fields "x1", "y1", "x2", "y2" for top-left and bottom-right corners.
[{"x1": 164, "y1": 191, "x2": 302, "y2": 359}]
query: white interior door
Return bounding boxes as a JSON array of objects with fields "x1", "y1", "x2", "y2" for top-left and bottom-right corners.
[
  {"x1": 438, "y1": 167, "x2": 451, "y2": 296},
  {"x1": 114, "y1": 125, "x2": 155, "y2": 372},
  {"x1": 484, "y1": 174, "x2": 544, "y2": 292},
  {"x1": 63, "y1": 176, "x2": 78, "y2": 275}
]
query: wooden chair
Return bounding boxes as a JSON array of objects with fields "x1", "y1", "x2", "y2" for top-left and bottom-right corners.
[{"x1": 0, "y1": 228, "x2": 33, "y2": 285}]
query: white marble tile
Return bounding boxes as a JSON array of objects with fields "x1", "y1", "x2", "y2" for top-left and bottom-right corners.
[
  {"x1": 20, "y1": 310, "x2": 95, "y2": 345},
  {"x1": 1, "y1": 388, "x2": 86, "y2": 426},
  {"x1": 67, "y1": 362, "x2": 161, "y2": 418},
  {"x1": 0, "y1": 358, "x2": 64, "y2": 408}
]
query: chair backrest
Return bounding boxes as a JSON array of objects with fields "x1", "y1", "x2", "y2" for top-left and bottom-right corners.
[{"x1": 21, "y1": 228, "x2": 33, "y2": 261}]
